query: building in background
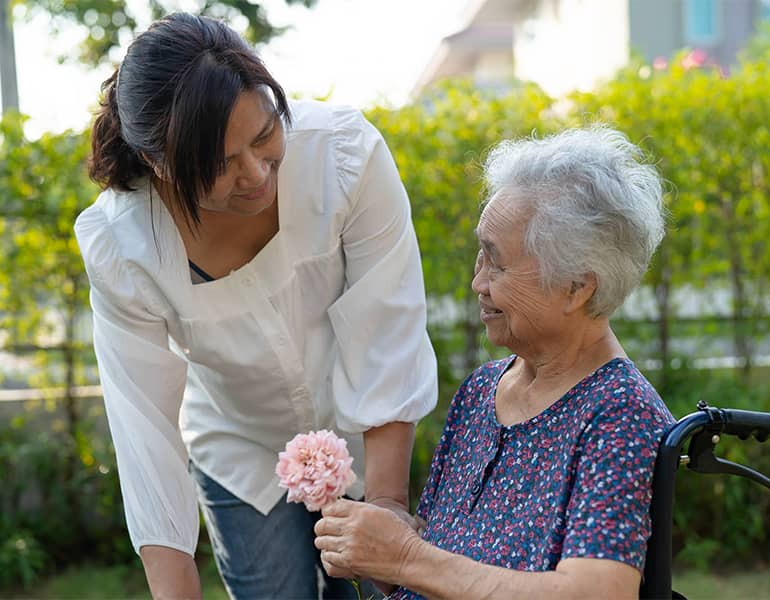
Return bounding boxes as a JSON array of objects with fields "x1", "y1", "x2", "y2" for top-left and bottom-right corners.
[
  {"x1": 413, "y1": 0, "x2": 770, "y2": 97},
  {"x1": 411, "y1": 0, "x2": 518, "y2": 94}
]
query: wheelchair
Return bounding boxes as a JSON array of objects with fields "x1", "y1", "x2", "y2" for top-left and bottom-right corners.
[{"x1": 640, "y1": 401, "x2": 770, "y2": 599}]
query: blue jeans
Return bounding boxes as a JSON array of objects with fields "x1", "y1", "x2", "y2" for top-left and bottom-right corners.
[{"x1": 190, "y1": 462, "x2": 379, "y2": 600}]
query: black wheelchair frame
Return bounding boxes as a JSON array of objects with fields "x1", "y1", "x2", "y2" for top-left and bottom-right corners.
[{"x1": 640, "y1": 401, "x2": 770, "y2": 599}]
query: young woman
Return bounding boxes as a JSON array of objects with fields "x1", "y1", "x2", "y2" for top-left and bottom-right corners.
[{"x1": 77, "y1": 12, "x2": 437, "y2": 599}]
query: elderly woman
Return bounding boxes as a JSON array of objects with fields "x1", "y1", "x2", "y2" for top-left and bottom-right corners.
[{"x1": 314, "y1": 126, "x2": 676, "y2": 598}]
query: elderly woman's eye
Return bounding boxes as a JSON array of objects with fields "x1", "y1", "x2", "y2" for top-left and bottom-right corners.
[{"x1": 474, "y1": 251, "x2": 484, "y2": 275}]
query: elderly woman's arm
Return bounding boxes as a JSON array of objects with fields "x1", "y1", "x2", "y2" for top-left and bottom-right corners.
[{"x1": 314, "y1": 500, "x2": 640, "y2": 599}]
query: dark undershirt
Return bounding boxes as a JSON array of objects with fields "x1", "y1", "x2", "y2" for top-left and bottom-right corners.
[{"x1": 189, "y1": 260, "x2": 215, "y2": 284}]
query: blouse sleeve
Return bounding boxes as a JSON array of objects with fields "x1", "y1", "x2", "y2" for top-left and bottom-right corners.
[
  {"x1": 327, "y1": 107, "x2": 438, "y2": 433},
  {"x1": 75, "y1": 207, "x2": 199, "y2": 556},
  {"x1": 560, "y1": 397, "x2": 670, "y2": 571}
]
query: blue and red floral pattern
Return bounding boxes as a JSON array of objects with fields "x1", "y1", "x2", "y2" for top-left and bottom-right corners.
[{"x1": 390, "y1": 356, "x2": 674, "y2": 599}]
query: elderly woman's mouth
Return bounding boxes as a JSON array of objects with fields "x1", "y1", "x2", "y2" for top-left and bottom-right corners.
[{"x1": 480, "y1": 306, "x2": 503, "y2": 320}]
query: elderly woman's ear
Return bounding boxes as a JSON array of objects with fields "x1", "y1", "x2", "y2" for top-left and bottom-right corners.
[{"x1": 564, "y1": 273, "x2": 597, "y2": 315}]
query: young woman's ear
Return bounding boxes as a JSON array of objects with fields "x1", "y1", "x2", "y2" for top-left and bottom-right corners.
[
  {"x1": 140, "y1": 152, "x2": 168, "y2": 181},
  {"x1": 564, "y1": 273, "x2": 597, "y2": 315}
]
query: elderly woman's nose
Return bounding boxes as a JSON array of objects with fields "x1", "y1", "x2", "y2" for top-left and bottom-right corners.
[{"x1": 472, "y1": 267, "x2": 489, "y2": 296}]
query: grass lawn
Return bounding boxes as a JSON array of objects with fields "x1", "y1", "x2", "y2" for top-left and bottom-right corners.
[
  {"x1": 2, "y1": 560, "x2": 229, "y2": 600},
  {"x1": 3, "y1": 564, "x2": 770, "y2": 599},
  {"x1": 672, "y1": 570, "x2": 770, "y2": 599}
]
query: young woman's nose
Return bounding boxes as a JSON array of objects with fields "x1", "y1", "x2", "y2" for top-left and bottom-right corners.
[{"x1": 239, "y1": 151, "x2": 270, "y2": 186}]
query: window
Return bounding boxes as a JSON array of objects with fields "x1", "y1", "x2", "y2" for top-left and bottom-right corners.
[
  {"x1": 761, "y1": 0, "x2": 770, "y2": 21},
  {"x1": 684, "y1": 0, "x2": 721, "y2": 44}
]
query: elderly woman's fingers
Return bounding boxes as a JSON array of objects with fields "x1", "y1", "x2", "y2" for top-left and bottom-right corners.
[
  {"x1": 314, "y1": 533, "x2": 347, "y2": 553},
  {"x1": 320, "y1": 550, "x2": 341, "y2": 575},
  {"x1": 320, "y1": 498, "x2": 354, "y2": 517},
  {"x1": 320, "y1": 550, "x2": 356, "y2": 579},
  {"x1": 314, "y1": 534, "x2": 331, "y2": 551},
  {"x1": 314, "y1": 514, "x2": 345, "y2": 537}
]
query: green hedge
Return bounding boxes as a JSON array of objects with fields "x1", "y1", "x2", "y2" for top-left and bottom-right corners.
[{"x1": 4, "y1": 49, "x2": 770, "y2": 589}]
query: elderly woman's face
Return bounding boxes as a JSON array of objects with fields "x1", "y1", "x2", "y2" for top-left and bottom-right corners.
[{"x1": 472, "y1": 193, "x2": 566, "y2": 352}]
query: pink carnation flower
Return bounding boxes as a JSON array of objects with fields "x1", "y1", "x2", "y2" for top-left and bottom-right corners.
[{"x1": 275, "y1": 429, "x2": 356, "y2": 512}]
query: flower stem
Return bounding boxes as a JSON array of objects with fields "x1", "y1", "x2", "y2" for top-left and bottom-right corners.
[{"x1": 349, "y1": 578, "x2": 363, "y2": 600}]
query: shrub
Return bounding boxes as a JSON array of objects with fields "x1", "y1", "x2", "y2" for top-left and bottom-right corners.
[{"x1": 0, "y1": 414, "x2": 133, "y2": 590}]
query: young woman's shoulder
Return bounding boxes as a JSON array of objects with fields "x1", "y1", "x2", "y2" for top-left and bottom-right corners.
[
  {"x1": 76, "y1": 180, "x2": 155, "y2": 244},
  {"x1": 74, "y1": 180, "x2": 174, "y2": 299},
  {"x1": 286, "y1": 100, "x2": 386, "y2": 201},
  {"x1": 287, "y1": 99, "x2": 367, "y2": 134}
]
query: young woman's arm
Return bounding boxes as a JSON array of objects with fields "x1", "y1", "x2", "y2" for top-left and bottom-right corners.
[
  {"x1": 325, "y1": 108, "x2": 437, "y2": 438},
  {"x1": 76, "y1": 207, "x2": 199, "y2": 593},
  {"x1": 363, "y1": 421, "x2": 414, "y2": 514},
  {"x1": 140, "y1": 546, "x2": 201, "y2": 600}
]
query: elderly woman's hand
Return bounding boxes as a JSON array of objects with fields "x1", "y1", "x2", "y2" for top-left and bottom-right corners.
[
  {"x1": 314, "y1": 498, "x2": 424, "y2": 584},
  {"x1": 367, "y1": 496, "x2": 420, "y2": 531}
]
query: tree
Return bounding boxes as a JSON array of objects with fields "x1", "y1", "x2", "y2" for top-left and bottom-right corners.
[
  {"x1": 0, "y1": 0, "x2": 19, "y2": 111},
  {"x1": 0, "y1": 0, "x2": 319, "y2": 115},
  {"x1": 0, "y1": 112, "x2": 97, "y2": 541},
  {"x1": 20, "y1": 0, "x2": 318, "y2": 66}
]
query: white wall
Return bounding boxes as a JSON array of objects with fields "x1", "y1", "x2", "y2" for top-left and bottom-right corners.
[
  {"x1": 473, "y1": 50, "x2": 515, "y2": 84},
  {"x1": 513, "y1": 0, "x2": 630, "y2": 96}
]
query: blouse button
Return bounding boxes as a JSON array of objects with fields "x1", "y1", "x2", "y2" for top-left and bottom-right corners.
[{"x1": 471, "y1": 482, "x2": 482, "y2": 496}]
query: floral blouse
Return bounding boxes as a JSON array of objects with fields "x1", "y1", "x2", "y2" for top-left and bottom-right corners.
[{"x1": 390, "y1": 356, "x2": 674, "y2": 599}]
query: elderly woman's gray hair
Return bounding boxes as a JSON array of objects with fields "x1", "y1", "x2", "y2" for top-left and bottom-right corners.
[{"x1": 483, "y1": 126, "x2": 665, "y2": 317}]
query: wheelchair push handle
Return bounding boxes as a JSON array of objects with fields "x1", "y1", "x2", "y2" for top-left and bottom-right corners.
[
  {"x1": 682, "y1": 401, "x2": 770, "y2": 491},
  {"x1": 719, "y1": 408, "x2": 770, "y2": 442},
  {"x1": 697, "y1": 401, "x2": 770, "y2": 443}
]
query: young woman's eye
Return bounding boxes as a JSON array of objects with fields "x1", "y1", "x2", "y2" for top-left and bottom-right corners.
[
  {"x1": 253, "y1": 122, "x2": 277, "y2": 147},
  {"x1": 218, "y1": 158, "x2": 233, "y2": 175}
]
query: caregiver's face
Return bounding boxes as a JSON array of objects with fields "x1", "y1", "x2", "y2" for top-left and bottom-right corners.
[{"x1": 201, "y1": 89, "x2": 286, "y2": 216}]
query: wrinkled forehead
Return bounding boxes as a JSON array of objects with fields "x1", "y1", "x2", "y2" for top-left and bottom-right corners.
[{"x1": 478, "y1": 190, "x2": 530, "y2": 236}]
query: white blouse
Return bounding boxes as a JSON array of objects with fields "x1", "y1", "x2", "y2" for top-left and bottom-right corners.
[{"x1": 74, "y1": 100, "x2": 438, "y2": 557}]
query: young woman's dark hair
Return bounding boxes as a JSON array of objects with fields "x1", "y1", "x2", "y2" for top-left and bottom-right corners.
[{"x1": 89, "y1": 12, "x2": 291, "y2": 226}]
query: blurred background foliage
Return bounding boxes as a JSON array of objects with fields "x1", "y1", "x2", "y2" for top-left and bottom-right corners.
[
  {"x1": 2, "y1": 36, "x2": 770, "y2": 597},
  {"x1": 11, "y1": 0, "x2": 318, "y2": 65}
]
